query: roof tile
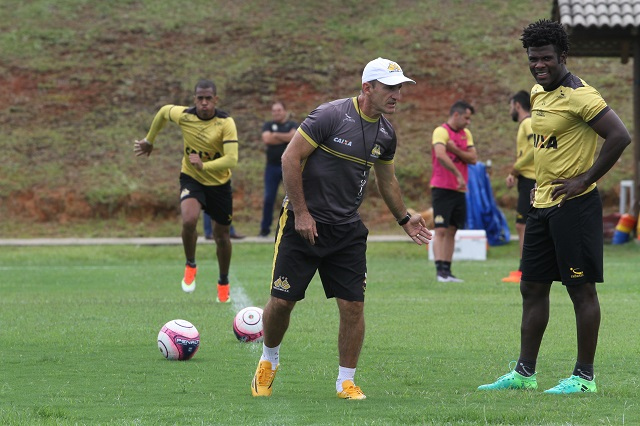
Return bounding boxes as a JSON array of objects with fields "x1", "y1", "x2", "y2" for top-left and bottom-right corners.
[{"x1": 555, "y1": 0, "x2": 640, "y2": 28}]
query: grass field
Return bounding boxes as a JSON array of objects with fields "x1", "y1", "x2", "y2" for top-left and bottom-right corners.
[{"x1": 1, "y1": 240, "x2": 639, "y2": 425}]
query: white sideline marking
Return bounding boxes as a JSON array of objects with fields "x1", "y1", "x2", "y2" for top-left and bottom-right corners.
[{"x1": 228, "y1": 273, "x2": 254, "y2": 311}]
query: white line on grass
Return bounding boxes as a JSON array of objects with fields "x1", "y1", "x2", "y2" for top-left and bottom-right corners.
[{"x1": 228, "y1": 273, "x2": 254, "y2": 312}]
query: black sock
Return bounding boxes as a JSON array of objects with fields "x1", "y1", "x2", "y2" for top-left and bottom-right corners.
[
  {"x1": 518, "y1": 258, "x2": 523, "y2": 272},
  {"x1": 219, "y1": 274, "x2": 229, "y2": 285},
  {"x1": 443, "y1": 261, "x2": 452, "y2": 274},
  {"x1": 515, "y1": 359, "x2": 536, "y2": 377},
  {"x1": 573, "y1": 362, "x2": 594, "y2": 381},
  {"x1": 435, "y1": 260, "x2": 443, "y2": 273},
  {"x1": 186, "y1": 260, "x2": 196, "y2": 268}
]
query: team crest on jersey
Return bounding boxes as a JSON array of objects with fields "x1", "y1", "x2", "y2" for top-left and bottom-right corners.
[
  {"x1": 343, "y1": 113, "x2": 355, "y2": 123},
  {"x1": 379, "y1": 126, "x2": 388, "y2": 135},
  {"x1": 370, "y1": 144, "x2": 382, "y2": 158}
]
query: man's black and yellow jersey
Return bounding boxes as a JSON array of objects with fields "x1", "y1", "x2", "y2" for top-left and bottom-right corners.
[
  {"x1": 145, "y1": 105, "x2": 238, "y2": 186},
  {"x1": 530, "y1": 73, "x2": 609, "y2": 207}
]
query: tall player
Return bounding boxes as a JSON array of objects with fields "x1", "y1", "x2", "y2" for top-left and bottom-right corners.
[{"x1": 478, "y1": 20, "x2": 630, "y2": 394}]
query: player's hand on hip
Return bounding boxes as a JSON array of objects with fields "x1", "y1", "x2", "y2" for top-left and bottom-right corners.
[{"x1": 550, "y1": 175, "x2": 588, "y2": 207}]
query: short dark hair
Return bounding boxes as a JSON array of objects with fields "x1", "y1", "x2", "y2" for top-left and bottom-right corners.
[
  {"x1": 510, "y1": 90, "x2": 531, "y2": 112},
  {"x1": 273, "y1": 101, "x2": 287, "y2": 110},
  {"x1": 450, "y1": 100, "x2": 474, "y2": 116},
  {"x1": 194, "y1": 79, "x2": 217, "y2": 94},
  {"x1": 521, "y1": 19, "x2": 570, "y2": 57}
]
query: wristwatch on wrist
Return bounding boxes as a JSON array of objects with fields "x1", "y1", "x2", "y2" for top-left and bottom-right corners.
[{"x1": 397, "y1": 212, "x2": 411, "y2": 226}]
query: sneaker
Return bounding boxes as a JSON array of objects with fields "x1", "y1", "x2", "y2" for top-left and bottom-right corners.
[
  {"x1": 251, "y1": 360, "x2": 279, "y2": 397},
  {"x1": 216, "y1": 283, "x2": 230, "y2": 303},
  {"x1": 181, "y1": 265, "x2": 197, "y2": 293},
  {"x1": 446, "y1": 273, "x2": 464, "y2": 283},
  {"x1": 543, "y1": 375, "x2": 597, "y2": 394},
  {"x1": 501, "y1": 270, "x2": 522, "y2": 283},
  {"x1": 477, "y1": 363, "x2": 538, "y2": 390},
  {"x1": 436, "y1": 272, "x2": 450, "y2": 282},
  {"x1": 436, "y1": 272, "x2": 464, "y2": 283},
  {"x1": 337, "y1": 380, "x2": 366, "y2": 400}
]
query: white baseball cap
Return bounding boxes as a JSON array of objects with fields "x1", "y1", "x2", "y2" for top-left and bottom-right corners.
[{"x1": 362, "y1": 57, "x2": 416, "y2": 85}]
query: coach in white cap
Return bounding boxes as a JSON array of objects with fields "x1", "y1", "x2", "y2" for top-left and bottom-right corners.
[
  {"x1": 362, "y1": 57, "x2": 416, "y2": 85},
  {"x1": 251, "y1": 57, "x2": 430, "y2": 400}
]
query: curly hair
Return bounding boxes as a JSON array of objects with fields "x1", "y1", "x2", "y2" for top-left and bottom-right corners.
[{"x1": 520, "y1": 19, "x2": 570, "y2": 56}]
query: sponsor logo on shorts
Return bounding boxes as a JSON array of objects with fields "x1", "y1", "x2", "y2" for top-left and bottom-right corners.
[
  {"x1": 180, "y1": 188, "x2": 191, "y2": 199},
  {"x1": 272, "y1": 276, "x2": 291, "y2": 293},
  {"x1": 434, "y1": 215, "x2": 445, "y2": 225},
  {"x1": 570, "y1": 267, "x2": 584, "y2": 279}
]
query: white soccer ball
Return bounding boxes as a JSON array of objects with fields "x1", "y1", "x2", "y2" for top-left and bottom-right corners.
[
  {"x1": 233, "y1": 307, "x2": 264, "y2": 343},
  {"x1": 157, "y1": 319, "x2": 200, "y2": 360}
]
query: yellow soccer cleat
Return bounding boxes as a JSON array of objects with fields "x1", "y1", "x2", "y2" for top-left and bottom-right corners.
[
  {"x1": 337, "y1": 380, "x2": 366, "y2": 400},
  {"x1": 251, "y1": 360, "x2": 279, "y2": 397}
]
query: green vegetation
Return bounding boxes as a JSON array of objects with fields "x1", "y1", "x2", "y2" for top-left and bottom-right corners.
[
  {"x1": 1, "y1": 241, "x2": 639, "y2": 424},
  {"x1": 1, "y1": 0, "x2": 635, "y2": 238}
]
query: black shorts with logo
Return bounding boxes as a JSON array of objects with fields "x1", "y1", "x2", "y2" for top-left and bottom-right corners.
[
  {"x1": 179, "y1": 173, "x2": 233, "y2": 225},
  {"x1": 432, "y1": 187, "x2": 466, "y2": 229},
  {"x1": 521, "y1": 188, "x2": 603, "y2": 286},
  {"x1": 270, "y1": 209, "x2": 368, "y2": 302},
  {"x1": 516, "y1": 176, "x2": 536, "y2": 224}
]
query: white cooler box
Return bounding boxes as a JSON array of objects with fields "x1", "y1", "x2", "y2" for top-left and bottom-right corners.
[{"x1": 427, "y1": 229, "x2": 487, "y2": 261}]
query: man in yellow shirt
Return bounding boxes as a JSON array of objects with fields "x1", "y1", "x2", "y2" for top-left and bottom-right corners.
[
  {"x1": 501, "y1": 90, "x2": 535, "y2": 283},
  {"x1": 478, "y1": 19, "x2": 630, "y2": 395},
  {"x1": 134, "y1": 79, "x2": 239, "y2": 303}
]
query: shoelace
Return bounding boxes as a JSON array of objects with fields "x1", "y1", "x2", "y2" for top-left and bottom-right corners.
[
  {"x1": 343, "y1": 384, "x2": 364, "y2": 396},
  {"x1": 257, "y1": 366, "x2": 274, "y2": 385}
]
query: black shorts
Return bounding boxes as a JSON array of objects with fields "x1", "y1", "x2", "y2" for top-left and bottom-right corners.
[
  {"x1": 521, "y1": 188, "x2": 603, "y2": 286},
  {"x1": 432, "y1": 188, "x2": 466, "y2": 229},
  {"x1": 516, "y1": 176, "x2": 536, "y2": 224},
  {"x1": 270, "y1": 209, "x2": 368, "y2": 302},
  {"x1": 179, "y1": 173, "x2": 233, "y2": 225}
]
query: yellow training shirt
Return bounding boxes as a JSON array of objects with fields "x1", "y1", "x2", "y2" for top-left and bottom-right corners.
[
  {"x1": 145, "y1": 105, "x2": 239, "y2": 186},
  {"x1": 530, "y1": 74, "x2": 609, "y2": 207}
]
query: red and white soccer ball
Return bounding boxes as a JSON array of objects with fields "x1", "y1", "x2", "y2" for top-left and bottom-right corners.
[
  {"x1": 233, "y1": 307, "x2": 264, "y2": 343},
  {"x1": 157, "y1": 319, "x2": 200, "y2": 360}
]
